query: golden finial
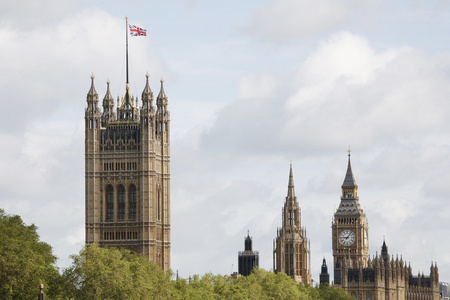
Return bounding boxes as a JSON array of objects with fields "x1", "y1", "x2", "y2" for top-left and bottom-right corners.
[
  {"x1": 160, "y1": 76, "x2": 164, "y2": 83},
  {"x1": 91, "y1": 73, "x2": 95, "y2": 80},
  {"x1": 106, "y1": 79, "x2": 110, "y2": 85},
  {"x1": 146, "y1": 71, "x2": 150, "y2": 78}
]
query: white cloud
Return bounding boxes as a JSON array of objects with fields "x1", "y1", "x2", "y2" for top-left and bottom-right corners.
[
  {"x1": 173, "y1": 30, "x2": 450, "y2": 280},
  {"x1": 245, "y1": 0, "x2": 349, "y2": 41}
]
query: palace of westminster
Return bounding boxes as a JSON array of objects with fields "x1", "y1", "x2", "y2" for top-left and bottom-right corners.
[{"x1": 85, "y1": 71, "x2": 440, "y2": 299}]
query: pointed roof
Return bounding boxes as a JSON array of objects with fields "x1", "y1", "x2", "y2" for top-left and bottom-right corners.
[
  {"x1": 335, "y1": 150, "x2": 365, "y2": 216},
  {"x1": 342, "y1": 151, "x2": 357, "y2": 189},
  {"x1": 244, "y1": 230, "x2": 253, "y2": 251},
  {"x1": 381, "y1": 240, "x2": 388, "y2": 254},
  {"x1": 321, "y1": 257, "x2": 328, "y2": 273},
  {"x1": 157, "y1": 76, "x2": 167, "y2": 99},
  {"x1": 287, "y1": 162, "x2": 295, "y2": 198},
  {"x1": 142, "y1": 72, "x2": 152, "y2": 97},
  {"x1": 103, "y1": 79, "x2": 113, "y2": 102},
  {"x1": 88, "y1": 74, "x2": 97, "y2": 96},
  {"x1": 381, "y1": 240, "x2": 389, "y2": 262}
]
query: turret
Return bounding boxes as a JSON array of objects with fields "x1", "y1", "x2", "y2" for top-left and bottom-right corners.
[
  {"x1": 86, "y1": 74, "x2": 101, "y2": 130},
  {"x1": 156, "y1": 77, "x2": 170, "y2": 140},
  {"x1": 101, "y1": 79, "x2": 115, "y2": 126},
  {"x1": 141, "y1": 72, "x2": 154, "y2": 114},
  {"x1": 140, "y1": 73, "x2": 155, "y2": 135}
]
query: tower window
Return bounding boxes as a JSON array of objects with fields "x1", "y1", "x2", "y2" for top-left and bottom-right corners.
[
  {"x1": 106, "y1": 185, "x2": 114, "y2": 220},
  {"x1": 129, "y1": 185, "x2": 137, "y2": 220},
  {"x1": 118, "y1": 185, "x2": 125, "y2": 219}
]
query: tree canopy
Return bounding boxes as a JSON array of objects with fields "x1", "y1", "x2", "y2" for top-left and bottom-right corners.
[
  {"x1": 0, "y1": 209, "x2": 60, "y2": 300},
  {"x1": 63, "y1": 243, "x2": 175, "y2": 299}
]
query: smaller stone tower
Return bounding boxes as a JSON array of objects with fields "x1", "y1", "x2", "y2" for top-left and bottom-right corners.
[
  {"x1": 273, "y1": 163, "x2": 311, "y2": 284},
  {"x1": 320, "y1": 258, "x2": 330, "y2": 285},
  {"x1": 238, "y1": 231, "x2": 259, "y2": 276}
]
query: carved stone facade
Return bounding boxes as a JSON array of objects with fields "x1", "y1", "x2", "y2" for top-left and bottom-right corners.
[
  {"x1": 85, "y1": 74, "x2": 170, "y2": 271},
  {"x1": 332, "y1": 154, "x2": 439, "y2": 300},
  {"x1": 273, "y1": 164, "x2": 311, "y2": 284}
]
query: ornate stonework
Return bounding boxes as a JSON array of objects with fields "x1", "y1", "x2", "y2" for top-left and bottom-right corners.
[
  {"x1": 332, "y1": 153, "x2": 439, "y2": 300},
  {"x1": 85, "y1": 74, "x2": 170, "y2": 271},
  {"x1": 273, "y1": 164, "x2": 311, "y2": 284}
]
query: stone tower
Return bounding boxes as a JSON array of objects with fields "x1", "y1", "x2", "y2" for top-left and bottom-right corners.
[
  {"x1": 238, "y1": 231, "x2": 259, "y2": 276},
  {"x1": 332, "y1": 152, "x2": 368, "y2": 272},
  {"x1": 273, "y1": 164, "x2": 311, "y2": 284},
  {"x1": 85, "y1": 73, "x2": 170, "y2": 271},
  {"x1": 319, "y1": 258, "x2": 330, "y2": 285}
]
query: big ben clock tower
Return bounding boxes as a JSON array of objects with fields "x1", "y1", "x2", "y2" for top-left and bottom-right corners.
[{"x1": 332, "y1": 151, "x2": 369, "y2": 272}]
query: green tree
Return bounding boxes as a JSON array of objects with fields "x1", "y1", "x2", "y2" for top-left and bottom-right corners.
[
  {"x1": 316, "y1": 283, "x2": 353, "y2": 300},
  {"x1": 64, "y1": 243, "x2": 176, "y2": 299},
  {"x1": 0, "y1": 209, "x2": 60, "y2": 300}
]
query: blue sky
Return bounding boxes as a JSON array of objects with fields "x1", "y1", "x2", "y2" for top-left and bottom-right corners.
[{"x1": 1, "y1": 0, "x2": 450, "y2": 283}]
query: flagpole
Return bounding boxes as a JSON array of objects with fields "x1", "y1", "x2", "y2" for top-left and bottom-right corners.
[{"x1": 126, "y1": 16, "x2": 129, "y2": 85}]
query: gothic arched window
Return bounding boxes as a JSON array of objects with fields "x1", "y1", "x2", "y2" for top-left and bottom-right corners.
[
  {"x1": 129, "y1": 185, "x2": 137, "y2": 220},
  {"x1": 118, "y1": 185, "x2": 125, "y2": 219},
  {"x1": 106, "y1": 185, "x2": 114, "y2": 220}
]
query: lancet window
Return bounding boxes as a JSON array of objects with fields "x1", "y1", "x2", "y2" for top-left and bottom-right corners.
[
  {"x1": 129, "y1": 185, "x2": 137, "y2": 220},
  {"x1": 106, "y1": 185, "x2": 114, "y2": 220},
  {"x1": 118, "y1": 185, "x2": 125, "y2": 219}
]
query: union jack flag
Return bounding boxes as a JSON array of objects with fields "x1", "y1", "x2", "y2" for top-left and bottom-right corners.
[{"x1": 129, "y1": 24, "x2": 147, "y2": 36}]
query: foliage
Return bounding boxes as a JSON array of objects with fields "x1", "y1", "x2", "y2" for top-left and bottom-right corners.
[
  {"x1": 0, "y1": 209, "x2": 60, "y2": 300},
  {"x1": 169, "y1": 268, "x2": 350, "y2": 300},
  {"x1": 316, "y1": 282, "x2": 353, "y2": 300},
  {"x1": 63, "y1": 243, "x2": 176, "y2": 299},
  {"x1": 62, "y1": 246, "x2": 353, "y2": 299}
]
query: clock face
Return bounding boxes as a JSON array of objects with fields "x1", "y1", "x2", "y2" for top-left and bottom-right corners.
[{"x1": 339, "y1": 229, "x2": 356, "y2": 246}]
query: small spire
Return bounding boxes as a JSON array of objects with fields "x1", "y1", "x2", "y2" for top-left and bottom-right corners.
[
  {"x1": 88, "y1": 73, "x2": 97, "y2": 96},
  {"x1": 103, "y1": 79, "x2": 113, "y2": 108},
  {"x1": 157, "y1": 76, "x2": 167, "y2": 99},
  {"x1": 381, "y1": 240, "x2": 389, "y2": 262},
  {"x1": 142, "y1": 72, "x2": 152, "y2": 95},
  {"x1": 287, "y1": 163, "x2": 295, "y2": 198}
]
